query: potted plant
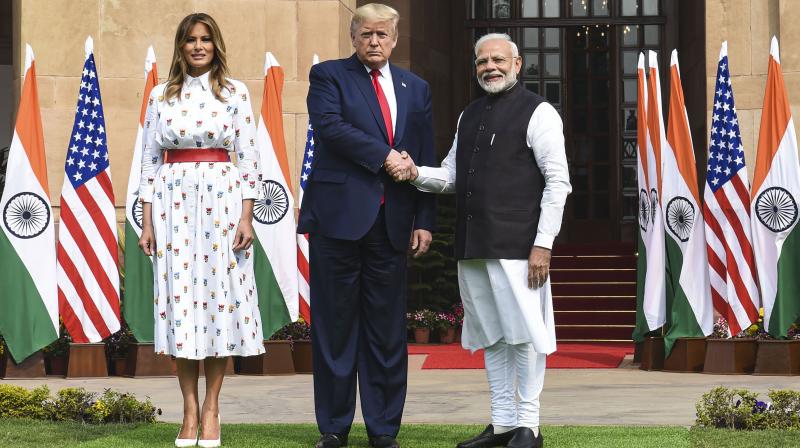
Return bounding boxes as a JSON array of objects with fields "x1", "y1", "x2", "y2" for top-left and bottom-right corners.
[
  {"x1": 104, "y1": 322, "x2": 134, "y2": 376},
  {"x1": 407, "y1": 309, "x2": 435, "y2": 344},
  {"x1": 754, "y1": 321, "x2": 800, "y2": 376},
  {"x1": 283, "y1": 319, "x2": 312, "y2": 374},
  {"x1": 43, "y1": 322, "x2": 71, "y2": 376},
  {"x1": 704, "y1": 317, "x2": 759, "y2": 375},
  {"x1": 435, "y1": 312, "x2": 457, "y2": 344}
]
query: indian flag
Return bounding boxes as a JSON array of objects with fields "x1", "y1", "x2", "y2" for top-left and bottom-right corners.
[
  {"x1": 751, "y1": 37, "x2": 800, "y2": 338},
  {"x1": 633, "y1": 52, "x2": 651, "y2": 342},
  {"x1": 122, "y1": 46, "x2": 157, "y2": 342},
  {"x1": 661, "y1": 50, "x2": 713, "y2": 355},
  {"x1": 0, "y1": 44, "x2": 58, "y2": 362},
  {"x1": 253, "y1": 52, "x2": 299, "y2": 338},
  {"x1": 643, "y1": 51, "x2": 668, "y2": 332}
]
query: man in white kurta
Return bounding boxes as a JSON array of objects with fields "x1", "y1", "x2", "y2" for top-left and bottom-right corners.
[{"x1": 388, "y1": 33, "x2": 570, "y2": 448}]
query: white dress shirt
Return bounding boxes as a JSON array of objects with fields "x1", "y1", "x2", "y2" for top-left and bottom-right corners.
[
  {"x1": 411, "y1": 101, "x2": 571, "y2": 249},
  {"x1": 364, "y1": 63, "x2": 397, "y2": 131}
]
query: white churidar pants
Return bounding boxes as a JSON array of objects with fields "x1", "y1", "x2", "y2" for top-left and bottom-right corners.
[{"x1": 484, "y1": 341, "x2": 546, "y2": 428}]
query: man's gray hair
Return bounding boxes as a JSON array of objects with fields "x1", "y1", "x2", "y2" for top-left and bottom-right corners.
[
  {"x1": 350, "y1": 3, "x2": 400, "y2": 37},
  {"x1": 474, "y1": 33, "x2": 519, "y2": 58}
]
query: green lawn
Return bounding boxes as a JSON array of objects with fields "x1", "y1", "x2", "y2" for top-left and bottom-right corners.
[{"x1": 0, "y1": 419, "x2": 798, "y2": 447}]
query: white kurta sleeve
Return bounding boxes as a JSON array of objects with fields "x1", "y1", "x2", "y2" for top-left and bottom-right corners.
[
  {"x1": 411, "y1": 113, "x2": 461, "y2": 194},
  {"x1": 232, "y1": 83, "x2": 260, "y2": 200},
  {"x1": 526, "y1": 103, "x2": 572, "y2": 250},
  {"x1": 139, "y1": 89, "x2": 162, "y2": 203}
]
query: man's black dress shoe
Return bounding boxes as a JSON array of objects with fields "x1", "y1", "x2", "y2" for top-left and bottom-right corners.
[
  {"x1": 368, "y1": 435, "x2": 399, "y2": 448},
  {"x1": 506, "y1": 427, "x2": 543, "y2": 448},
  {"x1": 315, "y1": 433, "x2": 348, "y2": 448},
  {"x1": 456, "y1": 424, "x2": 514, "y2": 448}
]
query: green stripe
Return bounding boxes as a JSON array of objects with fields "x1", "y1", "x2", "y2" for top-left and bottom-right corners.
[
  {"x1": 769, "y1": 226, "x2": 800, "y2": 338},
  {"x1": 632, "y1": 230, "x2": 649, "y2": 343},
  {"x1": 663, "y1": 235, "x2": 703, "y2": 356},
  {"x1": 253, "y1": 235, "x2": 291, "y2": 339},
  {"x1": 122, "y1": 220, "x2": 155, "y2": 343},
  {"x1": 0, "y1": 230, "x2": 57, "y2": 362}
]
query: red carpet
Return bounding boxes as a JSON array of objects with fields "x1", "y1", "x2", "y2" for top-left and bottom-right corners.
[{"x1": 408, "y1": 342, "x2": 634, "y2": 369}]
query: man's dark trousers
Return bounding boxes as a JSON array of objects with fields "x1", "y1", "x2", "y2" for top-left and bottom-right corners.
[{"x1": 310, "y1": 207, "x2": 408, "y2": 438}]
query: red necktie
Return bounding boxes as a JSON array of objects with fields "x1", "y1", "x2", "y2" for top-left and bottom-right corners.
[
  {"x1": 370, "y1": 69, "x2": 394, "y2": 146},
  {"x1": 371, "y1": 69, "x2": 393, "y2": 206}
]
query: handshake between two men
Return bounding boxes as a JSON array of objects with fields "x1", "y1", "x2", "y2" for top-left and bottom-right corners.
[{"x1": 384, "y1": 149, "x2": 419, "y2": 183}]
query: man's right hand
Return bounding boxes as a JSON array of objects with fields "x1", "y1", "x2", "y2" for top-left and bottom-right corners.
[{"x1": 385, "y1": 150, "x2": 418, "y2": 182}]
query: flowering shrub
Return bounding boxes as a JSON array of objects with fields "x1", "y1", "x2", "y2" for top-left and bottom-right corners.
[
  {"x1": 407, "y1": 309, "x2": 436, "y2": 330},
  {"x1": 451, "y1": 303, "x2": 464, "y2": 327},
  {"x1": 695, "y1": 386, "x2": 800, "y2": 430},
  {"x1": 270, "y1": 318, "x2": 311, "y2": 342},
  {"x1": 710, "y1": 317, "x2": 730, "y2": 339},
  {"x1": 434, "y1": 312, "x2": 456, "y2": 330},
  {"x1": 787, "y1": 322, "x2": 800, "y2": 340}
]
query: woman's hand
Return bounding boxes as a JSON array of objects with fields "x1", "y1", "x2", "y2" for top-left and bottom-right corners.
[
  {"x1": 233, "y1": 199, "x2": 255, "y2": 251},
  {"x1": 138, "y1": 202, "x2": 156, "y2": 256}
]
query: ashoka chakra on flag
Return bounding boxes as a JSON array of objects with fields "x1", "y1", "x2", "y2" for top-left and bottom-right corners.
[
  {"x1": 254, "y1": 179, "x2": 289, "y2": 225},
  {"x1": 666, "y1": 196, "x2": 694, "y2": 242},
  {"x1": 755, "y1": 186, "x2": 798, "y2": 233},
  {"x1": 639, "y1": 188, "x2": 650, "y2": 231},
  {"x1": 3, "y1": 191, "x2": 50, "y2": 239}
]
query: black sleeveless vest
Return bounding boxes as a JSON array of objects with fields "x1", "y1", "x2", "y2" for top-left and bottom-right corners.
[{"x1": 454, "y1": 82, "x2": 546, "y2": 260}]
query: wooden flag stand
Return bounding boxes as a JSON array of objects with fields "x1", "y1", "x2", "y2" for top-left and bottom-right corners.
[
  {"x1": 663, "y1": 337, "x2": 707, "y2": 372},
  {"x1": 0, "y1": 351, "x2": 46, "y2": 378},
  {"x1": 125, "y1": 343, "x2": 176, "y2": 377},
  {"x1": 66, "y1": 343, "x2": 108, "y2": 378}
]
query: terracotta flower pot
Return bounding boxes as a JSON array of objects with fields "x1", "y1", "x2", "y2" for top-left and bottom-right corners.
[
  {"x1": 663, "y1": 337, "x2": 707, "y2": 372},
  {"x1": 639, "y1": 336, "x2": 664, "y2": 371},
  {"x1": 413, "y1": 328, "x2": 430, "y2": 344},
  {"x1": 438, "y1": 327, "x2": 455, "y2": 344},
  {"x1": 237, "y1": 340, "x2": 295, "y2": 375}
]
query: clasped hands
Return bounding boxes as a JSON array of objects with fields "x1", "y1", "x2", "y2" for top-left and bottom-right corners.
[{"x1": 385, "y1": 149, "x2": 418, "y2": 182}]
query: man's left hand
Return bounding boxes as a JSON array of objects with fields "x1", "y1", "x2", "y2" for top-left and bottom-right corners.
[
  {"x1": 409, "y1": 229, "x2": 433, "y2": 258},
  {"x1": 528, "y1": 246, "x2": 551, "y2": 289}
]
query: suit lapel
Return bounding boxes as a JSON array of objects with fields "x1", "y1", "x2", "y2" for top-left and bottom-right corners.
[
  {"x1": 391, "y1": 65, "x2": 408, "y2": 146},
  {"x1": 346, "y1": 55, "x2": 390, "y2": 144}
]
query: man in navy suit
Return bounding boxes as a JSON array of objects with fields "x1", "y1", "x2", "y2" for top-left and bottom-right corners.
[{"x1": 297, "y1": 4, "x2": 436, "y2": 448}]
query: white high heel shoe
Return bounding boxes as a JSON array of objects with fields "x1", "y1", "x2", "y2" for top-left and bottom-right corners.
[
  {"x1": 197, "y1": 414, "x2": 221, "y2": 448},
  {"x1": 174, "y1": 426, "x2": 198, "y2": 447}
]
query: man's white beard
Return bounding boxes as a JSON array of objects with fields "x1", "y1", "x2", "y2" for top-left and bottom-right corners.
[{"x1": 478, "y1": 70, "x2": 517, "y2": 94}]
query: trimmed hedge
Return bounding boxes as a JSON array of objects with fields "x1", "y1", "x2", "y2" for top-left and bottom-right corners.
[{"x1": 0, "y1": 384, "x2": 160, "y2": 424}]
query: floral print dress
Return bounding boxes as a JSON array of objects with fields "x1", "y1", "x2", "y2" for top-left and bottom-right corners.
[{"x1": 139, "y1": 72, "x2": 265, "y2": 359}]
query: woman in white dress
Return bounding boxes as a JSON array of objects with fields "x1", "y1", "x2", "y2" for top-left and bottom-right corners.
[{"x1": 137, "y1": 13, "x2": 264, "y2": 448}]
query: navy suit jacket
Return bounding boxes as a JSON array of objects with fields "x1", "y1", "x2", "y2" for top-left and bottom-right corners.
[{"x1": 297, "y1": 54, "x2": 436, "y2": 251}]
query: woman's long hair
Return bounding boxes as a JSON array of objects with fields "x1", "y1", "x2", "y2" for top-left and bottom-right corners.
[{"x1": 164, "y1": 13, "x2": 231, "y2": 102}]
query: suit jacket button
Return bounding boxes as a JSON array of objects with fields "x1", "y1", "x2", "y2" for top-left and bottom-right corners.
[
  {"x1": 468, "y1": 168, "x2": 475, "y2": 174},
  {"x1": 474, "y1": 147, "x2": 479, "y2": 153},
  {"x1": 486, "y1": 105, "x2": 492, "y2": 110},
  {"x1": 478, "y1": 124, "x2": 485, "y2": 131},
  {"x1": 466, "y1": 191, "x2": 472, "y2": 198},
  {"x1": 466, "y1": 214, "x2": 473, "y2": 221}
]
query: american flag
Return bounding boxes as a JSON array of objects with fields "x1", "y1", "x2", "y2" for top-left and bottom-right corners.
[
  {"x1": 702, "y1": 42, "x2": 759, "y2": 335},
  {"x1": 296, "y1": 122, "x2": 313, "y2": 323},
  {"x1": 56, "y1": 37, "x2": 121, "y2": 343}
]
